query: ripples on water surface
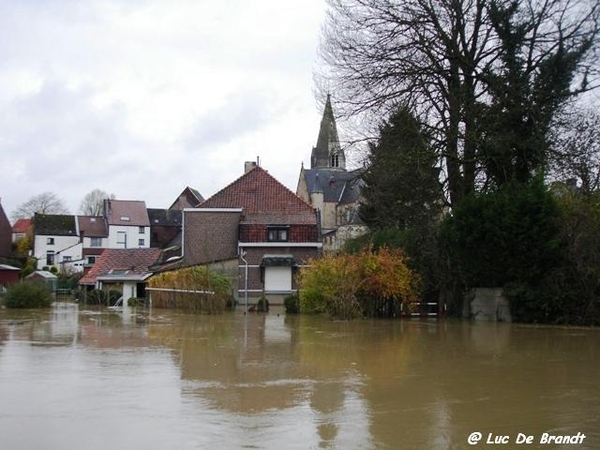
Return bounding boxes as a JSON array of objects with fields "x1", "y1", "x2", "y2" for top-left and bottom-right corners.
[{"x1": 0, "y1": 302, "x2": 599, "y2": 449}]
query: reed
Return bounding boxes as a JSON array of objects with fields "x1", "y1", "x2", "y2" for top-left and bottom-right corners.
[{"x1": 148, "y1": 266, "x2": 232, "y2": 314}]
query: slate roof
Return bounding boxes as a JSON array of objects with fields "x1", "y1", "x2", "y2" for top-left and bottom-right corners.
[
  {"x1": 169, "y1": 186, "x2": 204, "y2": 210},
  {"x1": 33, "y1": 213, "x2": 77, "y2": 236},
  {"x1": 78, "y1": 216, "x2": 108, "y2": 237},
  {"x1": 302, "y1": 168, "x2": 364, "y2": 204},
  {"x1": 199, "y1": 166, "x2": 317, "y2": 224},
  {"x1": 147, "y1": 208, "x2": 182, "y2": 227},
  {"x1": 105, "y1": 200, "x2": 150, "y2": 226},
  {"x1": 79, "y1": 248, "x2": 162, "y2": 285},
  {"x1": 12, "y1": 218, "x2": 31, "y2": 233},
  {"x1": 311, "y1": 94, "x2": 345, "y2": 170}
]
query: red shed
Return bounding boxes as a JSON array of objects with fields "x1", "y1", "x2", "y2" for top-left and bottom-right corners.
[{"x1": 0, "y1": 264, "x2": 20, "y2": 289}]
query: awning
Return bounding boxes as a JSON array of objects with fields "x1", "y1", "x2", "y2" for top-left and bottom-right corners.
[{"x1": 260, "y1": 254, "x2": 297, "y2": 267}]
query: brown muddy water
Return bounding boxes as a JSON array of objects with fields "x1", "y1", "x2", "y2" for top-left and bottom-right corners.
[{"x1": 0, "y1": 302, "x2": 598, "y2": 450}]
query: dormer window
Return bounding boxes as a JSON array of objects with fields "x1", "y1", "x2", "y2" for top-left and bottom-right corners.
[
  {"x1": 267, "y1": 226, "x2": 289, "y2": 242},
  {"x1": 109, "y1": 269, "x2": 128, "y2": 275}
]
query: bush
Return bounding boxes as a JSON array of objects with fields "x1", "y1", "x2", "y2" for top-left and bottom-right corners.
[
  {"x1": 5, "y1": 282, "x2": 53, "y2": 308},
  {"x1": 441, "y1": 178, "x2": 562, "y2": 287},
  {"x1": 86, "y1": 289, "x2": 122, "y2": 305},
  {"x1": 284, "y1": 293, "x2": 300, "y2": 314},
  {"x1": 148, "y1": 266, "x2": 232, "y2": 314},
  {"x1": 256, "y1": 296, "x2": 270, "y2": 312},
  {"x1": 298, "y1": 247, "x2": 420, "y2": 319},
  {"x1": 504, "y1": 188, "x2": 600, "y2": 325}
]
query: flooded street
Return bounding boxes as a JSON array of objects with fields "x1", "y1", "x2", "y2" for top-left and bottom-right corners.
[{"x1": 0, "y1": 303, "x2": 599, "y2": 449}]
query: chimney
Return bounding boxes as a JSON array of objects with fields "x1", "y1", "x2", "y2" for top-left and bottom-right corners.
[{"x1": 244, "y1": 161, "x2": 257, "y2": 174}]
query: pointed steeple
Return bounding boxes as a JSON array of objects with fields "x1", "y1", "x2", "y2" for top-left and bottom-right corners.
[{"x1": 311, "y1": 94, "x2": 346, "y2": 170}]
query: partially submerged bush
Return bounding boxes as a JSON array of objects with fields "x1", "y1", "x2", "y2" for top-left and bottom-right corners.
[
  {"x1": 5, "y1": 282, "x2": 53, "y2": 308},
  {"x1": 256, "y1": 296, "x2": 270, "y2": 312},
  {"x1": 284, "y1": 293, "x2": 300, "y2": 314},
  {"x1": 148, "y1": 266, "x2": 232, "y2": 314},
  {"x1": 298, "y1": 247, "x2": 420, "y2": 319},
  {"x1": 86, "y1": 289, "x2": 122, "y2": 306}
]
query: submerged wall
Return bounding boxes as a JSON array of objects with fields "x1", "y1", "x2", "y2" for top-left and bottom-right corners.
[{"x1": 464, "y1": 287, "x2": 512, "y2": 322}]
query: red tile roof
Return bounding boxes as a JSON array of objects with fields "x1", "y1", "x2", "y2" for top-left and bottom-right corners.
[
  {"x1": 199, "y1": 166, "x2": 317, "y2": 224},
  {"x1": 79, "y1": 248, "x2": 162, "y2": 285},
  {"x1": 12, "y1": 218, "x2": 31, "y2": 233}
]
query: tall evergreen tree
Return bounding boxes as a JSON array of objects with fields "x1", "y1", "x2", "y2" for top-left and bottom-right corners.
[{"x1": 360, "y1": 106, "x2": 443, "y2": 230}]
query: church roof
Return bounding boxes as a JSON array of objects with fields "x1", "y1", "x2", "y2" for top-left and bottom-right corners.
[
  {"x1": 199, "y1": 166, "x2": 317, "y2": 224},
  {"x1": 302, "y1": 168, "x2": 364, "y2": 205}
]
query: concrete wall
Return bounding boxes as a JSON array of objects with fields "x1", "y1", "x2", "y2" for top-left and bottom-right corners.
[{"x1": 464, "y1": 287, "x2": 512, "y2": 322}]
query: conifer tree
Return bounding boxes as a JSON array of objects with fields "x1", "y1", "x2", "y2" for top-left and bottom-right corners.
[{"x1": 359, "y1": 106, "x2": 443, "y2": 231}]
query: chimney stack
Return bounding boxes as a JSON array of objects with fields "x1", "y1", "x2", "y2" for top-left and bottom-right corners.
[{"x1": 244, "y1": 161, "x2": 257, "y2": 174}]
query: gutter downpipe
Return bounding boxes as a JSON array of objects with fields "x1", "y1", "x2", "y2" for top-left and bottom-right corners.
[{"x1": 240, "y1": 250, "x2": 248, "y2": 312}]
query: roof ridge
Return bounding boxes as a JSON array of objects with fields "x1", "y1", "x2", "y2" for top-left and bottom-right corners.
[{"x1": 201, "y1": 165, "x2": 316, "y2": 213}]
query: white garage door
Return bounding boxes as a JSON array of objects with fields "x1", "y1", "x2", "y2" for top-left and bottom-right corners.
[{"x1": 264, "y1": 266, "x2": 292, "y2": 292}]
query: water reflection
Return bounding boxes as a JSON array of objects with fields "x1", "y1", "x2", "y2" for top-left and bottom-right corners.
[{"x1": 0, "y1": 303, "x2": 599, "y2": 449}]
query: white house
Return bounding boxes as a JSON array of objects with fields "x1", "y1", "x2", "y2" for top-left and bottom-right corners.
[
  {"x1": 104, "y1": 199, "x2": 150, "y2": 249},
  {"x1": 33, "y1": 214, "x2": 83, "y2": 272}
]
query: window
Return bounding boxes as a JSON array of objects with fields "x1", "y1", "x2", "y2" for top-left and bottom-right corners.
[
  {"x1": 87, "y1": 256, "x2": 97, "y2": 265},
  {"x1": 330, "y1": 153, "x2": 339, "y2": 168},
  {"x1": 139, "y1": 226, "x2": 145, "y2": 234},
  {"x1": 47, "y1": 237, "x2": 55, "y2": 245},
  {"x1": 62, "y1": 256, "x2": 72, "y2": 262},
  {"x1": 138, "y1": 239, "x2": 145, "y2": 246},
  {"x1": 267, "y1": 227, "x2": 289, "y2": 242},
  {"x1": 90, "y1": 237, "x2": 102, "y2": 247},
  {"x1": 46, "y1": 251, "x2": 55, "y2": 265}
]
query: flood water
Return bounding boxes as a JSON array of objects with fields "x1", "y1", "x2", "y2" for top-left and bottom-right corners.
[{"x1": 0, "y1": 303, "x2": 599, "y2": 450}]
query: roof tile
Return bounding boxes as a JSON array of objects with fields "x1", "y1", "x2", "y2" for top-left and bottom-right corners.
[
  {"x1": 79, "y1": 248, "x2": 161, "y2": 285},
  {"x1": 200, "y1": 166, "x2": 317, "y2": 224}
]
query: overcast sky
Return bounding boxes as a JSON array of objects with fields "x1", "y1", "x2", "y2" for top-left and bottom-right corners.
[{"x1": 0, "y1": 0, "x2": 330, "y2": 219}]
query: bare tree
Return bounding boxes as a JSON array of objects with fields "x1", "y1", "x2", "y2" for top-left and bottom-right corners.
[
  {"x1": 549, "y1": 107, "x2": 600, "y2": 193},
  {"x1": 79, "y1": 189, "x2": 112, "y2": 216},
  {"x1": 12, "y1": 192, "x2": 69, "y2": 220},
  {"x1": 317, "y1": 0, "x2": 600, "y2": 205}
]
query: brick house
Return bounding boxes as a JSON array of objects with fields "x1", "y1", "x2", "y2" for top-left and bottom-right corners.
[
  {"x1": 182, "y1": 164, "x2": 321, "y2": 304},
  {"x1": 169, "y1": 186, "x2": 204, "y2": 210},
  {"x1": 11, "y1": 218, "x2": 31, "y2": 244}
]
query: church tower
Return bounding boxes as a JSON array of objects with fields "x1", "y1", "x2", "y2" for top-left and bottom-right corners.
[{"x1": 310, "y1": 94, "x2": 346, "y2": 170}]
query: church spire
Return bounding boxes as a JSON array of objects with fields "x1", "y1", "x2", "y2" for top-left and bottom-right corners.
[{"x1": 311, "y1": 94, "x2": 346, "y2": 170}]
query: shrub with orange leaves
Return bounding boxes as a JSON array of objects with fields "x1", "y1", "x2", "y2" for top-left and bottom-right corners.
[{"x1": 298, "y1": 247, "x2": 420, "y2": 319}]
